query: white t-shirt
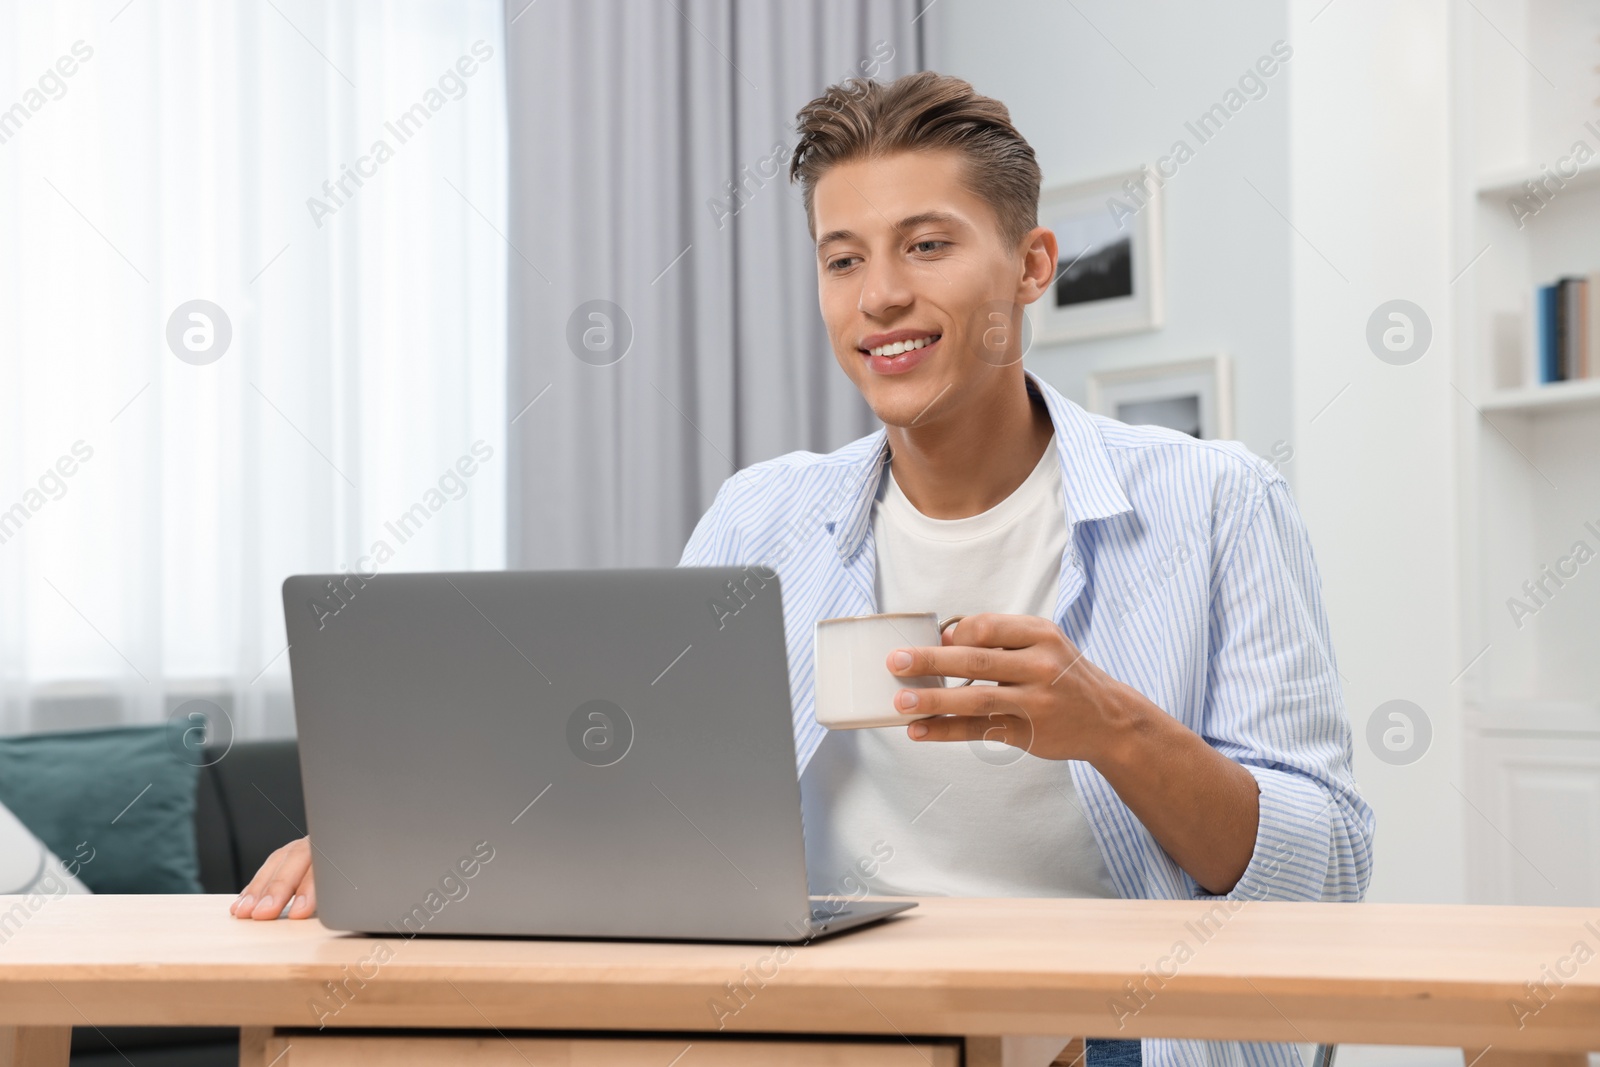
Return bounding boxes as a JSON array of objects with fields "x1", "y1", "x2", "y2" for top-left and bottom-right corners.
[{"x1": 800, "y1": 440, "x2": 1121, "y2": 899}]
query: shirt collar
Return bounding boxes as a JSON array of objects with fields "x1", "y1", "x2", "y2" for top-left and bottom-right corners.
[{"x1": 832, "y1": 369, "x2": 1135, "y2": 559}]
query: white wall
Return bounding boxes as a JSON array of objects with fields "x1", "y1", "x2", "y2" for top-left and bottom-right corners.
[
  {"x1": 929, "y1": 0, "x2": 1467, "y2": 909},
  {"x1": 928, "y1": 0, "x2": 1295, "y2": 463},
  {"x1": 1283, "y1": 0, "x2": 1463, "y2": 909}
]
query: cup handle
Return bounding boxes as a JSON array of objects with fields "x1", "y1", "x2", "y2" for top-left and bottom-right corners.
[{"x1": 937, "y1": 615, "x2": 976, "y2": 687}]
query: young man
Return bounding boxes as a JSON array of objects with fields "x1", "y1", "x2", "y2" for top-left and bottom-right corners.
[
  {"x1": 678, "y1": 71, "x2": 1373, "y2": 1067},
  {"x1": 233, "y1": 71, "x2": 1372, "y2": 1067}
]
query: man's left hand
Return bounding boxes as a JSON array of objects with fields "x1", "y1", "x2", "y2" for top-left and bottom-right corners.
[{"x1": 886, "y1": 612, "x2": 1140, "y2": 763}]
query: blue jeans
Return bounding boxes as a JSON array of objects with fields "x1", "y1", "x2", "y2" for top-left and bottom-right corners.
[{"x1": 1085, "y1": 1037, "x2": 1143, "y2": 1067}]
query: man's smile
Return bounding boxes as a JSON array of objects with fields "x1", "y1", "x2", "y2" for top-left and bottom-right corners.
[{"x1": 859, "y1": 329, "x2": 943, "y2": 375}]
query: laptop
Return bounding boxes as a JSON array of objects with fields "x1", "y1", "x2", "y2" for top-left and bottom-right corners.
[{"x1": 280, "y1": 566, "x2": 916, "y2": 942}]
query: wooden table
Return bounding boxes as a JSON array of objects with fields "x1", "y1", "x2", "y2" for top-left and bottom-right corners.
[{"x1": 1, "y1": 895, "x2": 1597, "y2": 1067}]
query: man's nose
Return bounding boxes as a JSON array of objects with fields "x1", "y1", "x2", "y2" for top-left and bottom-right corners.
[{"x1": 856, "y1": 255, "x2": 914, "y2": 318}]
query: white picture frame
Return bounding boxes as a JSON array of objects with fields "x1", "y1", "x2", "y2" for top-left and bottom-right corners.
[
  {"x1": 1086, "y1": 355, "x2": 1234, "y2": 440},
  {"x1": 1029, "y1": 168, "x2": 1165, "y2": 345}
]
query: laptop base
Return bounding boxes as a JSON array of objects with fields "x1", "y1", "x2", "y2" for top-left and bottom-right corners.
[{"x1": 789, "y1": 898, "x2": 917, "y2": 942}]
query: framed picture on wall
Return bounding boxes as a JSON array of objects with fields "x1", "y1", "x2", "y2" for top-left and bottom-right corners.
[
  {"x1": 1029, "y1": 168, "x2": 1165, "y2": 345},
  {"x1": 1086, "y1": 355, "x2": 1233, "y2": 440}
]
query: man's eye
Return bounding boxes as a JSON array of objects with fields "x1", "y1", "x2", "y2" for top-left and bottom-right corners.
[
  {"x1": 912, "y1": 240, "x2": 947, "y2": 254},
  {"x1": 827, "y1": 256, "x2": 859, "y2": 272}
]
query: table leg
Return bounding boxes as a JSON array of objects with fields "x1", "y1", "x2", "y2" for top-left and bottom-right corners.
[
  {"x1": 239, "y1": 1026, "x2": 272, "y2": 1067},
  {"x1": 1054, "y1": 1038, "x2": 1087, "y2": 1066},
  {"x1": 966, "y1": 1035, "x2": 1078, "y2": 1067},
  {"x1": 1463, "y1": 1049, "x2": 1590, "y2": 1067},
  {"x1": 0, "y1": 1026, "x2": 70, "y2": 1067}
]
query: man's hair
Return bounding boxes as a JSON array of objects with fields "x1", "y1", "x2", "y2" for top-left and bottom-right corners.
[{"x1": 788, "y1": 71, "x2": 1042, "y2": 251}]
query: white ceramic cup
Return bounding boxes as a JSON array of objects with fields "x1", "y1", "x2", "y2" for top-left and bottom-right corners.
[{"x1": 813, "y1": 612, "x2": 972, "y2": 730}]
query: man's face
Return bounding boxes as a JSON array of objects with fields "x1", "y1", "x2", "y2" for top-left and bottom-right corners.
[{"x1": 811, "y1": 149, "x2": 1053, "y2": 429}]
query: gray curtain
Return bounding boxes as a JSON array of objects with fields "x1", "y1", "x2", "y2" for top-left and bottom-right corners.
[{"x1": 505, "y1": 0, "x2": 927, "y2": 568}]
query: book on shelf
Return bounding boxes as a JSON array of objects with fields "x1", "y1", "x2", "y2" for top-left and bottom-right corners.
[{"x1": 1530, "y1": 273, "x2": 1600, "y2": 385}]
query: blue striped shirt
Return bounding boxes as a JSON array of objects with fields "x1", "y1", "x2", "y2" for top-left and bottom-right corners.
[{"x1": 679, "y1": 369, "x2": 1375, "y2": 1067}]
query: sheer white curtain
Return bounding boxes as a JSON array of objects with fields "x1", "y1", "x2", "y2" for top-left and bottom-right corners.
[{"x1": 0, "y1": 1, "x2": 508, "y2": 738}]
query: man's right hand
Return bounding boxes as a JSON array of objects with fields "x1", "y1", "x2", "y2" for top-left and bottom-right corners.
[{"x1": 230, "y1": 836, "x2": 318, "y2": 920}]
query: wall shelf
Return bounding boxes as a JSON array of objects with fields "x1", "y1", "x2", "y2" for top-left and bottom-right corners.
[
  {"x1": 1476, "y1": 162, "x2": 1600, "y2": 200},
  {"x1": 1454, "y1": 0, "x2": 1600, "y2": 906},
  {"x1": 1477, "y1": 377, "x2": 1600, "y2": 413},
  {"x1": 1468, "y1": 697, "x2": 1600, "y2": 733}
]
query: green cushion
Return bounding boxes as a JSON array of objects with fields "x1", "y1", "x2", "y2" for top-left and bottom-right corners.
[{"x1": 0, "y1": 722, "x2": 202, "y2": 894}]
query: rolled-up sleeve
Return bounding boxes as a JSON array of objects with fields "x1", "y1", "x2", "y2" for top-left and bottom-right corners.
[{"x1": 1194, "y1": 472, "x2": 1375, "y2": 904}]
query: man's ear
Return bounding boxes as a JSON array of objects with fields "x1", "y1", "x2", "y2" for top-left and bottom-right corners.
[{"x1": 1017, "y1": 224, "x2": 1059, "y2": 307}]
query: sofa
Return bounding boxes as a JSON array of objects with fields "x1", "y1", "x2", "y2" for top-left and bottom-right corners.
[{"x1": 69, "y1": 739, "x2": 305, "y2": 1067}]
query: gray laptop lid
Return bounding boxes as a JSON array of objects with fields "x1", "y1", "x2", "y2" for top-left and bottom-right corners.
[{"x1": 281, "y1": 566, "x2": 819, "y2": 941}]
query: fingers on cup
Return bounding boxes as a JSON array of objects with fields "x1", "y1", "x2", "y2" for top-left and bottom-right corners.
[
  {"x1": 895, "y1": 686, "x2": 927, "y2": 712},
  {"x1": 886, "y1": 646, "x2": 938, "y2": 676}
]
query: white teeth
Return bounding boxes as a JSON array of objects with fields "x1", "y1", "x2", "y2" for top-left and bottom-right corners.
[{"x1": 868, "y1": 335, "x2": 938, "y2": 358}]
